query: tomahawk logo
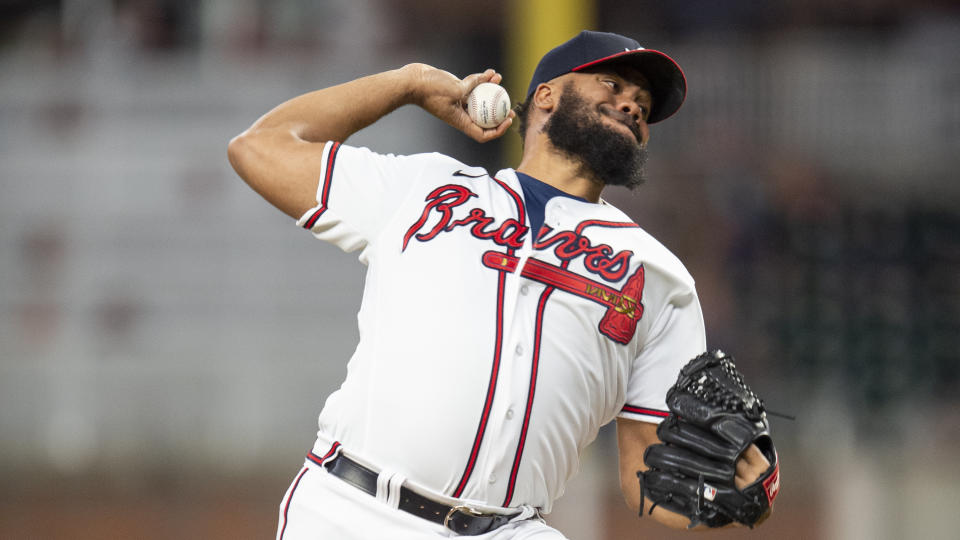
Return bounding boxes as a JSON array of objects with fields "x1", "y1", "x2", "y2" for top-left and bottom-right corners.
[{"x1": 482, "y1": 251, "x2": 645, "y2": 345}]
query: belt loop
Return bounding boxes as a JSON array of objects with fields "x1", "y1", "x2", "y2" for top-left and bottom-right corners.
[
  {"x1": 385, "y1": 471, "x2": 406, "y2": 509},
  {"x1": 375, "y1": 469, "x2": 406, "y2": 510},
  {"x1": 375, "y1": 471, "x2": 391, "y2": 506},
  {"x1": 322, "y1": 443, "x2": 343, "y2": 467},
  {"x1": 510, "y1": 505, "x2": 541, "y2": 523},
  {"x1": 309, "y1": 441, "x2": 343, "y2": 470}
]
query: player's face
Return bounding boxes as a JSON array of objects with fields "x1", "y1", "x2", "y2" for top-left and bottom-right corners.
[
  {"x1": 543, "y1": 75, "x2": 650, "y2": 189},
  {"x1": 576, "y1": 66, "x2": 653, "y2": 146}
]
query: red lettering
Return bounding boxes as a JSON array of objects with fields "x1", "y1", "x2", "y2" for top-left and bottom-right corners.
[
  {"x1": 492, "y1": 220, "x2": 526, "y2": 249},
  {"x1": 535, "y1": 228, "x2": 633, "y2": 282},
  {"x1": 405, "y1": 189, "x2": 529, "y2": 251},
  {"x1": 404, "y1": 189, "x2": 633, "y2": 283},
  {"x1": 402, "y1": 185, "x2": 476, "y2": 251}
]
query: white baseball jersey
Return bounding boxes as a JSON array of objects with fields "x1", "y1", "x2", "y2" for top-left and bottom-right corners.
[{"x1": 295, "y1": 142, "x2": 707, "y2": 514}]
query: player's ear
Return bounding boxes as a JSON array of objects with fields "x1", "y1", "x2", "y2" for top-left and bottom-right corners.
[{"x1": 532, "y1": 83, "x2": 557, "y2": 112}]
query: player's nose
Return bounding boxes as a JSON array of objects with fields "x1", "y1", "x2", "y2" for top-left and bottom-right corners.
[
  {"x1": 617, "y1": 101, "x2": 643, "y2": 124},
  {"x1": 616, "y1": 102, "x2": 650, "y2": 145}
]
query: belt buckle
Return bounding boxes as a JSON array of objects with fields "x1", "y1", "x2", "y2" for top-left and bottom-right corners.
[{"x1": 443, "y1": 504, "x2": 485, "y2": 531}]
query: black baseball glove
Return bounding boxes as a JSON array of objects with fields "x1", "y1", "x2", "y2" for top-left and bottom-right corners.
[{"x1": 638, "y1": 350, "x2": 780, "y2": 528}]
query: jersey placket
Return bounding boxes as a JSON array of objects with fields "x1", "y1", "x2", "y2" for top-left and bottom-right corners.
[
  {"x1": 450, "y1": 176, "x2": 530, "y2": 502},
  {"x1": 473, "y1": 256, "x2": 543, "y2": 504},
  {"x1": 488, "y1": 198, "x2": 572, "y2": 507}
]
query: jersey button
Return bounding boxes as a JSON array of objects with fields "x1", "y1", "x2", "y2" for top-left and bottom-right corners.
[
  {"x1": 520, "y1": 285, "x2": 529, "y2": 295},
  {"x1": 515, "y1": 344, "x2": 523, "y2": 355},
  {"x1": 488, "y1": 474, "x2": 497, "y2": 484},
  {"x1": 506, "y1": 408, "x2": 514, "y2": 419}
]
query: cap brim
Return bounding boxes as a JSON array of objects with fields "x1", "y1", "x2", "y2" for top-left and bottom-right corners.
[{"x1": 572, "y1": 49, "x2": 686, "y2": 124}]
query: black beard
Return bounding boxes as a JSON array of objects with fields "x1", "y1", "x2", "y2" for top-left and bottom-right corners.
[{"x1": 543, "y1": 85, "x2": 648, "y2": 190}]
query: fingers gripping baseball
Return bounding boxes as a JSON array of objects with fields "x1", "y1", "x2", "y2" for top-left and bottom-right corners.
[{"x1": 407, "y1": 64, "x2": 513, "y2": 142}]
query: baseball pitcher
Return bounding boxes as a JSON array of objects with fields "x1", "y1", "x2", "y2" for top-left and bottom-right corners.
[{"x1": 229, "y1": 30, "x2": 780, "y2": 539}]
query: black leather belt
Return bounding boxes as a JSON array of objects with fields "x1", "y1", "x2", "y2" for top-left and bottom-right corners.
[{"x1": 324, "y1": 453, "x2": 516, "y2": 536}]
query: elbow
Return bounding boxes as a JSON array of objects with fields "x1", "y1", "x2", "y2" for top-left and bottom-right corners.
[
  {"x1": 228, "y1": 129, "x2": 270, "y2": 188},
  {"x1": 227, "y1": 131, "x2": 252, "y2": 181}
]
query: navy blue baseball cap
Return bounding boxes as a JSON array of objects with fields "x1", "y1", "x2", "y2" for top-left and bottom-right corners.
[{"x1": 525, "y1": 30, "x2": 687, "y2": 124}]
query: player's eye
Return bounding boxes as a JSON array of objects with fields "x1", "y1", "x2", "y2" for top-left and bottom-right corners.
[{"x1": 603, "y1": 79, "x2": 619, "y2": 92}]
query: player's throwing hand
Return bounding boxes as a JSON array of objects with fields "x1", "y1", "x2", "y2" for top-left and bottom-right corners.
[{"x1": 405, "y1": 63, "x2": 514, "y2": 143}]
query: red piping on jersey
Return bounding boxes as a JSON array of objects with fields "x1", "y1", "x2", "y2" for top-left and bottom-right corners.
[
  {"x1": 452, "y1": 176, "x2": 526, "y2": 498},
  {"x1": 502, "y1": 287, "x2": 553, "y2": 506},
  {"x1": 306, "y1": 440, "x2": 342, "y2": 467},
  {"x1": 621, "y1": 405, "x2": 669, "y2": 417},
  {"x1": 452, "y1": 268, "x2": 507, "y2": 498},
  {"x1": 302, "y1": 141, "x2": 341, "y2": 229},
  {"x1": 575, "y1": 219, "x2": 638, "y2": 235},
  {"x1": 491, "y1": 177, "x2": 527, "y2": 227},
  {"x1": 504, "y1": 219, "x2": 574, "y2": 506},
  {"x1": 279, "y1": 466, "x2": 309, "y2": 540},
  {"x1": 503, "y1": 242, "x2": 573, "y2": 506}
]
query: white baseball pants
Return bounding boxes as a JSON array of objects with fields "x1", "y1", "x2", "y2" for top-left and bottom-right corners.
[{"x1": 276, "y1": 459, "x2": 569, "y2": 540}]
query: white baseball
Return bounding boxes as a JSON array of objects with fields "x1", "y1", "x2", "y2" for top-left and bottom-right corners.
[{"x1": 466, "y1": 82, "x2": 510, "y2": 128}]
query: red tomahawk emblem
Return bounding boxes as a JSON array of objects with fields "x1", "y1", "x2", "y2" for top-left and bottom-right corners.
[{"x1": 482, "y1": 251, "x2": 645, "y2": 345}]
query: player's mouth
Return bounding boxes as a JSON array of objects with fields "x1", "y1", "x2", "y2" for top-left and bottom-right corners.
[{"x1": 600, "y1": 107, "x2": 642, "y2": 144}]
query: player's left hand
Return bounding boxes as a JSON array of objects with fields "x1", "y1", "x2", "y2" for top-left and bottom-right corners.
[
  {"x1": 735, "y1": 443, "x2": 771, "y2": 490},
  {"x1": 639, "y1": 350, "x2": 781, "y2": 529},
  {"x1": 403, "y1": 63, "x2": 514, "y2": 143}
]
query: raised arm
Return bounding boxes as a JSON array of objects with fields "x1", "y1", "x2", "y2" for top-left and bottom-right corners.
[{"x1": 227, "y1": 64, "x2": 514, "y2": 218}]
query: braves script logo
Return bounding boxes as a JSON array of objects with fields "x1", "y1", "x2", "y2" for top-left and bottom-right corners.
[
  {"x1": 403, "y1": 184, "x2": 645, "y2": 344},
  {"x1": 402, "y1": 185, "x2": 526, "y2": 251},
  {"x1": 402, "y1": 184, "x2": 634, "y2": 282},
  {"x1": 533, "y1": 226, "x2": 633, "y2": 282}
]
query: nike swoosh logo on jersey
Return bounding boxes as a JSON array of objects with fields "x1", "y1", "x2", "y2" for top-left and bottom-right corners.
[{"x1": 453, "y1": 169, "x2": 486, "y2": 178}]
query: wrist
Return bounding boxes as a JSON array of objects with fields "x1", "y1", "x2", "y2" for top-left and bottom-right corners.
[{"x1": 396, "y1": 63, "x2": 428, "y2": 107}]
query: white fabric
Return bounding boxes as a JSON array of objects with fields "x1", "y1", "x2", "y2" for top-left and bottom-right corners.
[
  {"x1": 295, "y1": 142, "x2": 707, "y2": 516},
  {"x1": 376, "y1": 469, "x2": 392, "y2": 507},
  {"x1": 276, "y1": 460, "x2": 567, "y2": 540},
  {"x1": 384, "y1": 470, "x2": 406, "y2": 510}
]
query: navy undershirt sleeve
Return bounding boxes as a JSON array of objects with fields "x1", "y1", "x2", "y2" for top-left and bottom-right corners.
[{"x1": 516, "y1": 172, "x2": 587, "y2": 239}]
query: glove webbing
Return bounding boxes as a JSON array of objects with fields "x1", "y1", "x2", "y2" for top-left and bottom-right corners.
[{"x1": 681, "y1": 358, "x2": 764, "y2": 421}]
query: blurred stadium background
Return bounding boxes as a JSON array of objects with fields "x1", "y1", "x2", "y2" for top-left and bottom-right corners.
[{"x1": 1, "y1": 1, "x2": 958, "y2": 538}]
